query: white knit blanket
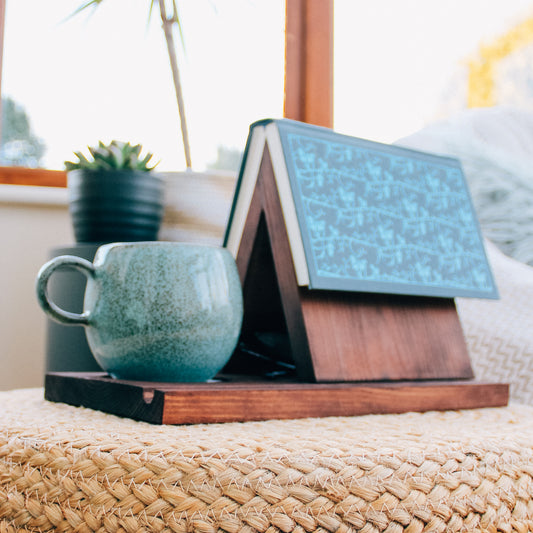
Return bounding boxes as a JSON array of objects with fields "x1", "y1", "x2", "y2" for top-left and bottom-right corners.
[
  {"x1": 458, "y1": 241, "x2": 533, "y2": 405},
  {"x1": 397, "y1": 107, "x2": 533, "y2": 405}
]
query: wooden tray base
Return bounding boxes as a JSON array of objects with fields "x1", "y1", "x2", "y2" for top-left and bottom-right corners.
[{"x1": 44, "y1": 372, "x2": 509, "y2": 425}]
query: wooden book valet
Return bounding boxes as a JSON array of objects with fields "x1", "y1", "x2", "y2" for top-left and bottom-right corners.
[
  {"x1": 44, "y1": 119, "x2": 508, "y2": 425},
  {"x1": 222, "y1": 118, "x2": 506, "y2": 408}
]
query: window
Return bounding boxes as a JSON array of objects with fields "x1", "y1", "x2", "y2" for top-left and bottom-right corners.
[
  {"x1": 5, "y1": 1, "x2": 533, "y2": 172},
  {"x1": 2, "y1": 0, "x2": 285, "y2": 171},
  {"x1": 334, "y1": 0, "x2": 533, "y2": 143}
]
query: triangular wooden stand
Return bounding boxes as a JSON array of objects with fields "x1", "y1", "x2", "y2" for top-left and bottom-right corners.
[{"x1": 232, "y1": 147, "x2": 476, "y2": 383}]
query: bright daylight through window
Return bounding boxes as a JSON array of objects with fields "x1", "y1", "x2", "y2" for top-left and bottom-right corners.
[
  {"x1": 2, "y1": 1, "x2": 533, "y2": 172},
  {"x1": 1, "y1": 0, "x2": 285, "y2": 172}
]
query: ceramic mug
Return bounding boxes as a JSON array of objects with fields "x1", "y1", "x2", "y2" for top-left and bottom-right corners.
[{"x1": 36, "y1": 242, "x2": 243, "y2": 382}]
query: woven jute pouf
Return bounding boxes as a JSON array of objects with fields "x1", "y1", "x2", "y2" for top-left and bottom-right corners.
[{"x1": 1, "y1": 389, "x2": 533, "y2": 533}]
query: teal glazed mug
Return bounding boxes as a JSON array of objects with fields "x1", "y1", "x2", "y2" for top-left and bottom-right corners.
[{"x1": 36, "y1": 242, "x2": 243, "y2": 382}]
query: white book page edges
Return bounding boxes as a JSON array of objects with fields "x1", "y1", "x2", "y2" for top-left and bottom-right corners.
[{"x1": 225, "y1": 126, "x2": 267, "y2": 257}]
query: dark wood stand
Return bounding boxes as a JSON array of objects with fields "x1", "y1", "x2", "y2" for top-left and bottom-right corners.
[{"x1": 234, "y1": 147, "x2": 476, "y2": 383}]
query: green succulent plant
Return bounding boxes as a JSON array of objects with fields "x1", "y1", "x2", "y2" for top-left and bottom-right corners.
[{"x1": 65, "y1": 140, "x2": 157, "y2": 172}]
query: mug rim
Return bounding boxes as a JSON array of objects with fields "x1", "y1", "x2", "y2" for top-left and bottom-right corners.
[
  {"x1": 99, "y1": 241, "x2": 227, "y2": 250},
  {"x1": 94, "y1": 241, "x2": 233, "y2": 265}
]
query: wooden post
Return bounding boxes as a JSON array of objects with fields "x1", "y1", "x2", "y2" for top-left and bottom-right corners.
[
  {"x1": 284, "y1": 0, "x2": 334, "y2": 128},
  {"x1": 0, "y1": 0, "x2": 6, "y2": 142}
]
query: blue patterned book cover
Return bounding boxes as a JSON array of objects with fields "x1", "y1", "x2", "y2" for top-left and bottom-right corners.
[{"x1": 275, "y1": 119, "x2": 498, "y2": 299}]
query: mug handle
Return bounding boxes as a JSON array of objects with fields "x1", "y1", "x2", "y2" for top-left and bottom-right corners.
[{"x1": 36, "y1": 255, "x2": 96, "y2": 326}]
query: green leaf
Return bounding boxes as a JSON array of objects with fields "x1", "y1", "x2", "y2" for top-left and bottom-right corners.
[
  {"x1": 66, "y1": 0, "x2": 105, "y2": 22},
  {"x1": 171, "y1": 0, "x2": 185, "y2": 51},
  {"x1": 64, "y1": 160, "x2": 79, "y2": 171},
  {"x1": 130, "y1": 144, "x2": 142, "y2": 157},
  {"x1": 92, "y1": 152, "x2": 114, "y2": 170},
  {"x1": 139, "y1": 152, "x2": 157, "y2": 171},
  {"x1": 74, "y1": 151, "x2": 91, "y2": 164}
]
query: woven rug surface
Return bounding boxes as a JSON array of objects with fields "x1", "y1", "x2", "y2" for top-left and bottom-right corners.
[{"x1": 1, "y1": 389, "x2": 533, "y2": 533}]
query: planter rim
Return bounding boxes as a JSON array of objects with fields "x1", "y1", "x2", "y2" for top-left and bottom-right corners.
[{"x1": 67, "y1": 168, "x2": 163, "y2": 179}]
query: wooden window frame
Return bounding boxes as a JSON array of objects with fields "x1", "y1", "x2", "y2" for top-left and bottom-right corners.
[
  {"x1": 0, "y1": 166, "x2": 66, "y2": 187},
  {"x1": 284, "y1": 0, "x2": 333, "y2": 128},
  {"x1": 0, "y1": 0, "x2": 333, "y2": 188}
]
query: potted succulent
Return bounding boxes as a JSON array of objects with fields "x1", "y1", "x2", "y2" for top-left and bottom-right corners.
[
  {"x1": 65, "y1": 140, "x2": 165, "y2": 244},
  {"x1": 69, "y1": 3, "x2": 239, "y2": 246}
]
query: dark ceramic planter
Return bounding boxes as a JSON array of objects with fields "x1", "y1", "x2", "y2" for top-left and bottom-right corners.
[{"x1": 68, "y1": 169, "x2": 165, "y2": 244}]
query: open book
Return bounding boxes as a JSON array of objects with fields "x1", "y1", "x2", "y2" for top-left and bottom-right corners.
[{"x1": 224, "y1": 118, "x2": 498, "y2": 300}]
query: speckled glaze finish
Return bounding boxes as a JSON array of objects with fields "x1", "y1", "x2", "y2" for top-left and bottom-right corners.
[{"x1": 36, "y1": 242, "x2": 243, "y2": 382}]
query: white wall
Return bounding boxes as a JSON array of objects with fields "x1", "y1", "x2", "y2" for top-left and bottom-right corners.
[{"x1": 0, "y1": 186, "x2": 72, "y2": 390}]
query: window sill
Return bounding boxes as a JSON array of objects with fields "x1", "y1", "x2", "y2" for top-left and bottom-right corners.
[
  {"x1": 0, "y1": 166, "x2": 67, "y2": 187},
  {"x1": 0, "y1": 184, "x2": 68, "y2": 206},
  {"x1": 0, "y1": 169, "x2": 237, "y2": 211}
]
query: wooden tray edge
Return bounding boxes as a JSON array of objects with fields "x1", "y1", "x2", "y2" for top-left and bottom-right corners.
[
  {"x1": 45, "y1": 372, "x2": 166, "y2": 424},
  {"x1": 44, "y1": 372, "x2": 509, "y2": 425}
]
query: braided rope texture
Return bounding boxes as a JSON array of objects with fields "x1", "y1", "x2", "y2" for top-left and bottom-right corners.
[{"x1": 1, "y1": 389, "x2": 533, "y2": 532}]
